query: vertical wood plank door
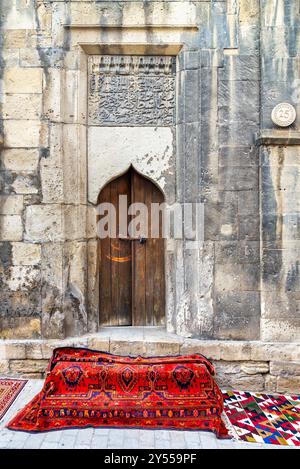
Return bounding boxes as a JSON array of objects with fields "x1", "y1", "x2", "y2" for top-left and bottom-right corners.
[
  {"x1": 98, "y1": 171, "x2": 132, "y2": 326},
  {"x1": 98, "y1": 167, "x2": 165, "y2": 327}
]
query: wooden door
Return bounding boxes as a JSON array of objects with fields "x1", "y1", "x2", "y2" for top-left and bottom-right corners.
[{"x1": 98, "y1": 168, "x2": 165, "y2": 326}]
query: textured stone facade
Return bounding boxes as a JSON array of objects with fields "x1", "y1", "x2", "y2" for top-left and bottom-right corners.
[{"x1": 0, "y1": 1, "x2": 300, "y2": 390}]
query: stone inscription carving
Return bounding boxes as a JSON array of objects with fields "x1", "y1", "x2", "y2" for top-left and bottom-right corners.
[{"x1": 88, "y1": 55, "x2": 176, "y2": 126}]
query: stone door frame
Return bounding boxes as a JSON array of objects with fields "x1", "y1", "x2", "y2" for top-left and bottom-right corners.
[{"x1": 61, "y1": 25, "x2": 201, "y2": 337}]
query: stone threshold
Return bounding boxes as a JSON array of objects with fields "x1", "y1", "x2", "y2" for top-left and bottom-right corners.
[
  {"x1": 1, "y1": 327, "x2": 300, "y2": 362},
  {"x1": 1, "y1": 328, "x2": 300, "y2": 393}
]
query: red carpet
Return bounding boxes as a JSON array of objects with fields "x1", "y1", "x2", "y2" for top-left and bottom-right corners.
[
  {"x1": 7, "y1": 347, "x2": 229, "y2": 438},
  {"x1": 0, "y1": 379, "x2": 27, "y2": 420}
]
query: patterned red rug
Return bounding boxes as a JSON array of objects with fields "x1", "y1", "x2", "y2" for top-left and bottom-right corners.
[
  {"x1": 0, "y1": 379, "x2": 27, "y2": 421},
  {"x1": 223, "y1": 390, "x2": 300, "y2": 446},
  {"x1": 7, "y1": 347, "x2": 229, "y2": 438}
]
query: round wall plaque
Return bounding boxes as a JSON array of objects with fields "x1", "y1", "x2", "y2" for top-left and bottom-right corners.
[{"x1": 271, "y1": 102, "x2": 296, "y2": 127}]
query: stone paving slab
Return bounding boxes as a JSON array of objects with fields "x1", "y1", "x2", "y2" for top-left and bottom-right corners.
[{"x1": 0, "y1": 380, "x2": 296, "y2": 450}]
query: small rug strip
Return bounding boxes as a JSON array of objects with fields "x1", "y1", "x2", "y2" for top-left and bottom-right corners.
[
  {"x1": 0, "y1": 379, "x2": 27, "y2": 421},
  {"x1": 7, "y1": 347, "x2": 229, "y2": 438},
  {"x1": 223, "y1": 390, "x2": 300, "y2": 446}
]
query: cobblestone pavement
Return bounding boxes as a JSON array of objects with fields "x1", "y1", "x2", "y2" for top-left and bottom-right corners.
[{"x1": 0, "y1": 380, "x2": 296, "y2": 450}]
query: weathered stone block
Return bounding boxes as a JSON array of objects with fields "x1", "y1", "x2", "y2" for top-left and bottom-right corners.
[
  {"x1": 218, "y1": 166, "x2": 258, "y2": 191},
  {"x1": 144, "y1": 341, "x2": 181, "y2": 356},
  {"x1": 11, "y1": 174, "x2": 39, "y2": 195},
  {"x1": 21, "y1": 372, "x2": 44, "y2": 379},
  {"x1": 2, "y1": 93, "x2": 42, "y2": 120},
  {"x1": 270, "y1": 361, "x2": 300, "y2": 377},
  {"x1": 241, "y1": 362, "x2": 269, "y2": 375},
  {"x1": 24, "y1": 342, "x2": 43, "y2": 360},
  {"x1": 214, "y1": 292, "x2": 260, "y2": 340},
  {"x1": 219, "y1": 146, "x2": 257, "y2": 167},
  {"x1": 0, "y1": 215, "x2": 23, "y2": 241},
  {"x1": 3, "y1": 68, "x2": 43, "y2": 94},
  {"x1": 219, "y1": 342, "x2": 251, "y2": 361},
  {"x1": 180, "y1": 340, "x2": 221, "y2": 359},
  {"x1": 25, "y1": 205, "x2": 63, "y2": 242},
  {"x1": 4, "y1": 120, "x2": 41, "y2": 148},
  {"x1": 9, "y1": 359, "x2": 48, "y2": 374},
  {"x1": 110, "y1": 340, "x2": 145, "y2": 356},
  {"x1": 261, "y1": 319, "x2": 300, "y2": 342},
  {"x1": 277, "y1": 376, "x2": 300, "y2": 394},
  {"x1": 214, "y1": 362, "x2": 265, "y2": 391},
  {"x1": 251, "y1": 343, "x2": 300, "y2": 362},
  {"x1": 0, "y1": 196, "x2": 23, "y2": 215},
  {"x1": 264, "y1": 374, "x2": 277, "y2": 393},
  {"x1": 88, "y1": 337, "x2": 110, "y2": 352},
  {"x1": 12, "y1": 243, "x2": 41, "y2": 266},
  {"x1": 40, "y1": 166, "x2": 64, "y2": 203},
  {"x1": 0, "y1": 318, "x2": 41, "y2": 340},
  {"x1": 0, "y1": 360, "x2": 9, "y2": 374},
  {"x1": 3, "y1": 343, "x2": 26, "y2": 360},
  {"x1": 7, "y1": 266, "x2": 40, "y2": 293},
  {"x1": 1, "y1": 149, "x2": 39, "y2": 172}
]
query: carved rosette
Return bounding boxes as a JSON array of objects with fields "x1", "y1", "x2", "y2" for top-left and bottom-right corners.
[{"x1": 88, "y1": 55, "x2": 176, "y2": 126}]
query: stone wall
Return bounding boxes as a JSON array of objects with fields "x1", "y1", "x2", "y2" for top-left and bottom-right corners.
[{"x1": 0, "y1": 1, "x2": 300, "y2": 390}]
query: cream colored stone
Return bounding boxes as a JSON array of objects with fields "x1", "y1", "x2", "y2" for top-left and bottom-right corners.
[
  {"x1": 4, "y1": 120, "x2": 41, "y2": 148},
  {"x1": 2, "y1": 49, "x2": 19, "y2": 67},
  {"x1": 261, "y1": 319, "x2": 300, "y2": 342},
  {"x1": 43, "y1": 68, "x2": 62, "y2": 121},
  {"x1": 250, "y1": 343, "x2": 300, "y2": 361},
  {"x1": 241, "y1": 362, "x2": 269, "y2": 375},
  {"x1": 180, "y1": 340, "x2": 221, "y2": 359},
  {"x1": 25, "y1": 343, "x2": 43, "y2": 359},
  {"x1": 88, "y1": 127, "x2": 174, "y2": 204},
  {"x1": 265, "y1": 375, "x2": 278, "y2": 393},
  {"x1": 63, "y1": 69, "x2": 80, "y2": 123},
  {"x1": 2, "y1": 93, "x2": 42, "y2": 119},
  {"x1": 12, "y1": 243, "x2": 41, "y2": 266},
  {"x1": 4, "y1": 3, "x2": 36, "y2": 30},
  {"x1": 1, "y1": 149, "x2": 39, "y2": 172},
  {"x1": 219, "y1": 341, "x2": 252, "y2": 361},
  {"x1": 110, "y1": 340, "x2": 146, "y2": 356},
  {"x1": 11, "y1": 174, "x2": 39, "y2": 195},
  {"x1": 0, "y1": 215, "x2": 23, "y2": 241},
  {"x1": 88, "y1": 337, "x2": 110, "y2": 352},
  {"x1": 3, "y1": 343, "x2": 26, "y2": 360},
  {"x1": 41, "y1": 166, "x2": 64, "y2": 203},
  {"x1": 277, "y1": 376, "x2": 300, "y2": 393},
  {"x1": 9, "y1": 359, "x2": 48, "y2": 374},
  {"x1": 3, "y1": 30, "x2": 27, "y2": 48},
  {"x1": 87, "y1": 205, "x2": 97, "y2": 239},
  {"x1": 62, "y1": 124, "x2": 86, "y2": 204},
  {"x1": 270, "y1": 361, "x2": 300, "y2": 376},
  {"x1": 0, "y1": 319, "x2": 41, "y2": 340},
  {"x1": 0, "y1": 196, "x2": 23, "y2": 215},
  {"x1": 144, "y1": 341, "x2": 180, "y2": 356},
  {"x1": 64, "y1": 206, "x2": 86, "y2": 241},
  {"x1": 25, "y1": 205, "x2": 63, "y2": 242},
  {"x1": 3, "y1": 68, "x2": 43, "y2": 93},
  {"x1": 69, "y1": 1, "x2": 197, "y2": 26},
  {"x1": 21, "y1": 372, "x2": 44, "y2": 379},
  {"x1": 0, "y1": 360, "x2": 9, "y2": 374},
  {"x1": 7, "y1": 266, "x2": 40, "y2": 292},
  {"x1": 19, "y1": 48, "x2": 42, "y2": 67}
]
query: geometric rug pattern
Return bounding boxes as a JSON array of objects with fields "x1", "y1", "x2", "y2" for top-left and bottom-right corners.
[
  {"x1": 223, "y1": 390, "x2": 300, "y2": 446},
  {"x1": 0, "y1": 379, "x2": 27, "y2": 421}
]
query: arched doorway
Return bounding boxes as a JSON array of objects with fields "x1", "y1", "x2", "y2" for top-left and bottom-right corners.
[{"x1": 97, "y1": 167, "x2": 165, "y2": 327}]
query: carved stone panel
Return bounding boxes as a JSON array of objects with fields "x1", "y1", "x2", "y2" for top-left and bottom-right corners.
[{"x1": 88, "y1": 55, "x2": 176, "y2": 126}]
